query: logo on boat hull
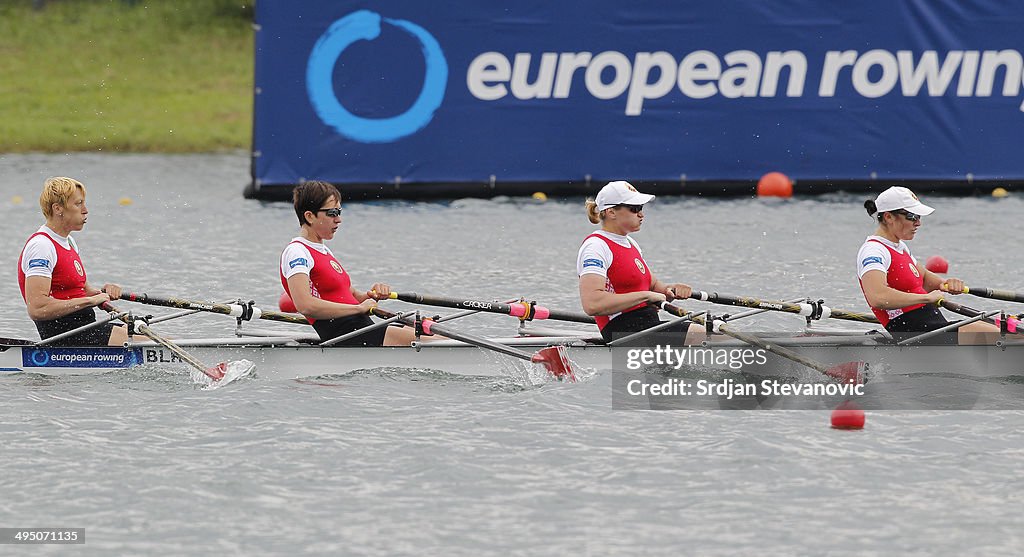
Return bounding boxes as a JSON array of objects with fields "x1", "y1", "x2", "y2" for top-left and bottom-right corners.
[{"x1": 23, "y1": 347, "x2": 143, "y2": 368}]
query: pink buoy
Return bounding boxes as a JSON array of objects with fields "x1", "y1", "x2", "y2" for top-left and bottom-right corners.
[
  {"x1": 278, "y1": 291, "x2": 297, "y2": 313},
  {"x1": 925, "y1": 255, "x2": 949, "y2": 274}
]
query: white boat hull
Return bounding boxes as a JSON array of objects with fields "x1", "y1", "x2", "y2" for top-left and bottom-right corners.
[{"x1": 3, "y1": 334, "x2": 1024, "y2": 381}]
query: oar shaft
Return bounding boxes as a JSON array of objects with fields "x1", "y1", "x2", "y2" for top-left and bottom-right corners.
[
  {"x1": 939, "y1": 299, "x2": 1022, "y2": 334},
  {"x1": 101, "y1": 302, "x2": 224, "y2": 380},
  {"x1": 391, "y1": 292, "x2": 595, "y2": 324},
  {"x1": 123, "y1": 292, "x2": 308, "y2": 325},
  {"x1": 36, "y1": 307, "x2": 129, "y2": 346},
  {"x1": 371, "y1": 307, "x2": 537, "y2": 362},
  {"x1": 662, "y1": 303, "x2": 836, "y2": 376},
  {"x1": 689, "y1": 290, "x2": 878, "y2": 323},
  {"x1": 963, "y1": 286, "x2": 1024, "y2": 304},
  {"x1": 133, "y1": 322, "x2": 222, "y2": 379}
]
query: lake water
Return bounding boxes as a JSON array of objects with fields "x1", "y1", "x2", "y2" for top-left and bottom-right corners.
[{"x1": 1, "y1": 153, "x2": 1022, "y2": 555}]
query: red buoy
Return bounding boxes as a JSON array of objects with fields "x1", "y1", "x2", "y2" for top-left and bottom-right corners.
[
  {"x1": 757, "y1": 172, "x2": 793, "y2": 198},
  {"x1": 925, "y1": 255, "x2": 949, "y2": 274},
  {"x1": 278, "y1": 291, "x2": 297, "y2": 313},
  {"x1": 831, "y1": 400, "x2": 865, "y2": 430}
]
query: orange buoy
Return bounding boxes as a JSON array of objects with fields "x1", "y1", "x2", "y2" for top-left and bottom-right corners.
[
  {"x1": 278, "y1": 291, "x2": 297, "y2": 313},
  {"x1": 757, "y1": 172, "x2": 793, "y2": 198},
  {"x1": 831, "y1": 400, "x2": 865, "y2": 430},
  {"x1": 925, "y1": 255, "x2": 949, "y2": 274}
]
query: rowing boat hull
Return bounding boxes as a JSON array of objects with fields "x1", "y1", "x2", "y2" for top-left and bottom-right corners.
[{"x1": 3, "y1": 336, "x2": 1023, "y2": 381}]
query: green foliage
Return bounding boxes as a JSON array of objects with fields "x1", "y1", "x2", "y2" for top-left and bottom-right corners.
[{"x1": 0, "y1": 0, "x2": 255, "y2": 152}]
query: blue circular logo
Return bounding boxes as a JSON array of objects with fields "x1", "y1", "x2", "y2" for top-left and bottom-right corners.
[
  {"x1": 306, "y1": 10, "x2": 448, "y2": 143},
  {"x1": 30, "y1": 349, "x2": 50, "y2": 366}
]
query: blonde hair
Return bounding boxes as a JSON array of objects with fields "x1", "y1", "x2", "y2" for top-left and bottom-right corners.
[
  {"x1": 585, "y1": 198, "x2": 602, "y2": 224},
  {"x1": 39, "y1": 177, "x2": 86, "y2": 218}
]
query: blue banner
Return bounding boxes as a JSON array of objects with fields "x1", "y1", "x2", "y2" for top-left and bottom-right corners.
[{"x1": 251, "y1": 0, "x2": 1024, "y2": 196}]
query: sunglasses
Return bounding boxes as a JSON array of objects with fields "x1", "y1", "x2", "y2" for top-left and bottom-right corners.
[
  {"x1": 615, "y1": 204, "x2": 644, "y2": 214},
  {"x1": 892, "y1": 209, "x2": 920, "y2": 222},
  {"x1": 316, "y1": 207, "x2": 342, "y2": 217}
]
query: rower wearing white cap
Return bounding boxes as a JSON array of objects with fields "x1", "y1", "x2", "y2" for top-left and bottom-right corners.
[
  {"x1": 577, "y1": 181, "x2": 704, "y2": 344},
  {"x1": 857, "y1": 186, "x2": 994, "y2": 342}
]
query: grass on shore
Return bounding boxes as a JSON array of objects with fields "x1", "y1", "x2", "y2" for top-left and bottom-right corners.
[{"x1": 0, "y1": 0, "x2": 253, "y2": 152}]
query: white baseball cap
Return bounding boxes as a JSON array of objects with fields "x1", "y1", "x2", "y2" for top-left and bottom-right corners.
[
  {"x1": 595, "y1": 181, "x2": 655, "y2": 211},
  {"x1": 873, "y1": 186, "x2": 934, "y2": 216}
]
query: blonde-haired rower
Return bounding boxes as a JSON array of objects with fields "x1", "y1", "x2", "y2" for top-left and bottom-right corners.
[{"x1": 17, "y1": 177, "x2": 129, "y2": 345}]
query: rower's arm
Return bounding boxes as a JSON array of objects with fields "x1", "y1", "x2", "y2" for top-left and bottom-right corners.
[
  {"x1": 860, "y1": 270, "x2": 942, "y2": 309},
  {"x1": 579, "y1": 273, "x2": 664, "y2": 316},
  {"x1": 287, "y1": 273, "x2": 374, "y2": 319},
  {"x1": 23, "y1": 275, "x2": 109, "y2": 321}
]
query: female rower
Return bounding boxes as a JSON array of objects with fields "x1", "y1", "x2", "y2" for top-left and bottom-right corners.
[
  {"x1": 857, "y1": 186, "x2": 995, "y2": 343},
  {"x1": 18, "y1": 177, "x2": 129, "y2": 346},
  {"x1": 577, "y1": 181, "x2": 704, "y2": 344},
  {"x1": 280, "y1": 181, "x2": 419, "y2": 346}
]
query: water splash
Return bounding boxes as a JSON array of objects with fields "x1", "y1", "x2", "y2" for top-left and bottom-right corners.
[{"x1": 189, "y1": 359, "x2": 257, "y2": 390}]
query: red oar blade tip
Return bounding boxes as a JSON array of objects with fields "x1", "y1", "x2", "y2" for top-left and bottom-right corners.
[
  {"x1": 826, "y1": 361, "x2": 867, "y2": 384},
  {"x1": 532, "y1": 346, "x2": 575, "y2": 382},
  {"x1": 206, "y1": 362, "x2": 227, "y2": 381}
]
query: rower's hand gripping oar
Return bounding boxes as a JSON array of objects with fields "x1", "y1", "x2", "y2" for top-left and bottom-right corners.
[
  {"x1": 659, "y1": 302, "x2": 865, "y2": 384},
  {"x1": 370, "y1": 307, "x2": 575, "y2": 381},
  {"x1": 101, "y1": 302, "x2": 227, "y2": 381},
  {"x1": 388, "y1": 292, "x2": 595, "y2": 324}
]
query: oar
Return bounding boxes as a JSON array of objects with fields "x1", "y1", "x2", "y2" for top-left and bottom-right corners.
[
  {"x1": 947, "y1": 285, "x2": 1024, "y2": 305},
  {"x1": 660, "y1": 303, "x2": 865, "y2": 383},
  {"x1": 36, "y1": 306, "x2": 132, "y2": 346},
  {"x1": 101, "y1": 303, "x2": 227, "y2": 381},
  {"x1": 938, "y1": 299, "x2": 1022, "y2": 334},
  {"x1": 122, "y1": 292, "x2": 308, "y2": 325},
  {"x1": 388, "y1": 292, "x2": 596, "y2": 324},
  {"x1": 433, "y1": 299, "x2": 519, "y2": 323},
  {"x1": 688, "y1": 290, "x2": 879, "y2": 323},
  {"x1": 370, "y1": 307, "x2": 575, "y2": 381}
]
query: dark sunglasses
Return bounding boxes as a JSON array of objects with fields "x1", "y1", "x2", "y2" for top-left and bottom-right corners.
[
  {"x1": 615, "y1": 204, "x2": 644, "y2": 214},
  {"x1": 892, "y1": 209, "x2": 920, "y2": 222},
  {"x1": 316, "y1": 207, "x2": 342, "y2": 217}
]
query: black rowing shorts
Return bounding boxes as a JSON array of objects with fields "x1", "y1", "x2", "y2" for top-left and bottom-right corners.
[
  {"x1": 312, "y1": 314, "x2": 388, "y2": 347},
  {"x1": 601, "y1": 305, "x2": 691, "y2": 345},
  {"x1": 886, "y1": 305, "x2": 957, "y2": 344},
  {"x1": 34, "y1": 307, "x2": 117, "y2": 346}
]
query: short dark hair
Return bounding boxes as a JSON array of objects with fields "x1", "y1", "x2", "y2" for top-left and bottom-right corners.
[{"x1": 293, "y1": 181, "x2": 341, "y2": 226}]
